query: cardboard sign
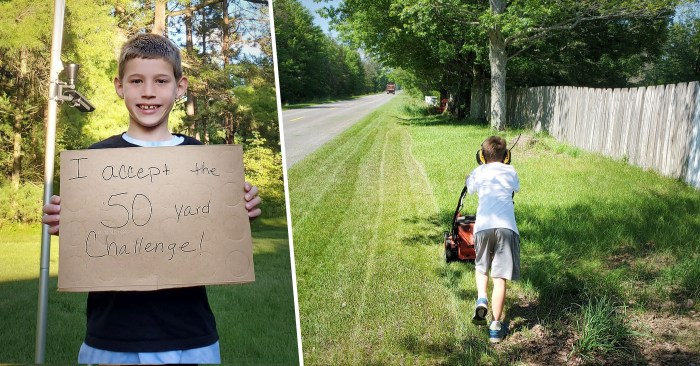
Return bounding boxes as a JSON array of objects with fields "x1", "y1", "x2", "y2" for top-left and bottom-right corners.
[{"x1": 58, "y1": 145, "x2": 254, "y2": 292}]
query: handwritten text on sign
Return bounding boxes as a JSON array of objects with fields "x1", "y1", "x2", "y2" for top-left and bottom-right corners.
[{"x1": 58, "y1": 145, "x2": 254, "y2": 292}]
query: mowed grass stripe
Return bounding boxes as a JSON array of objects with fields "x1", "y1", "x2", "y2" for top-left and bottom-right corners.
[
  {"x1": 290, "y1": 113, "x2": 385, "y2": 360},
  {"x1": 347, "y1": 122, "x2": 388, "y2": 362},
  {"x1": 288, "y1": 110, "x2": 383, "y2": 228},
  {"x1": 290, "y1": 97, "x2": 462, "y2": 364}
]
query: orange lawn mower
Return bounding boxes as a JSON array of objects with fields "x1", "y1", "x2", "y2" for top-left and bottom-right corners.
[{"x1": 443, "y1": 185, "x2": 476, "y2": 262}]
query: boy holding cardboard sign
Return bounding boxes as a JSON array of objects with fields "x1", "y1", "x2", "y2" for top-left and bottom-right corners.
[{"x1": 42, "y1": 33, "x2": 262, "y2": 364}]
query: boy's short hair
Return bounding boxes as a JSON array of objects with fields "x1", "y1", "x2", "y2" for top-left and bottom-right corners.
[
  {"x1": 118, "y1": 33, "x2": 182, "y2": 80},
  {"x1": 482, "y1": 136, "x2": 507, "y2": 163}
]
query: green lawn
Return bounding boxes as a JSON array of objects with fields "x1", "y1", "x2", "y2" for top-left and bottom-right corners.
[
  {"x1": 0, "y1": 218, "x2": 299, "y2": 365},
  {"x1": 289, "y1": 95, "x2": 700, "y2": 365}
]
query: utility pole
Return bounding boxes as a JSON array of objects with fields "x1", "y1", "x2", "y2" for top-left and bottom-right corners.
[{"x1": 36, "y1": 0, "x2": 65, "y2": 362}]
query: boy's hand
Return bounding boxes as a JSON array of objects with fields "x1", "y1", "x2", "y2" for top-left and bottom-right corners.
[
  {"x1": 42, "y1": 195, "x2": 61, "y2": 235},
  {"x1": 244, "y1": 182, "x2": 262, "y2": 221}
]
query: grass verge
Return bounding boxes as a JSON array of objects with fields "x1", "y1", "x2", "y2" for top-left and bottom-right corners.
[
  {"x1": 0, "y1": 217, "x2": 298, "y2": 365},
  {"x1": 289, "y1": 96, "x2": 503, "y2": 365},
  {"x1": 290, "y1": 94, "x2": 700, "y2": 365}
]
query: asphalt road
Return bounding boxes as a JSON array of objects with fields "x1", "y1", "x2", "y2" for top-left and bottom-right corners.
[{"x1": 281, "y1": 93, "x2": 396, "y2": 167}]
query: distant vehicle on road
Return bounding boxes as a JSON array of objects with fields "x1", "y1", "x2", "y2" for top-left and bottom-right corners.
[{"x1": 386, "y1": 82, "x2": 396, "y2": 94}]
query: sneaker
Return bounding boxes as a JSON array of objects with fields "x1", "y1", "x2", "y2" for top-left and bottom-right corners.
[
  {"x1": 471, "y1": 297, "x2": 488, "y2": 325},
  {"x1": 489, "y1": 320, "x2": 508, "y2": 343}
]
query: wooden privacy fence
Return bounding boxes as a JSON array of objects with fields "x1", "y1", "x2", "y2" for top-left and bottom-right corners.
[{"x1": 505, "y1": 82, "x2": 700, "y2": 189}]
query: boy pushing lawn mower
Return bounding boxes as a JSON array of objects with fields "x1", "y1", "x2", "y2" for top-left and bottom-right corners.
[{"x1": 466, "y1": 135, "x2": 520, "y2": 344}]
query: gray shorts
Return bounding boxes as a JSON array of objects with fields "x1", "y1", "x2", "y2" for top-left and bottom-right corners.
[{"x1": 474, "y1": 228, "x2": 520, "y2": 280}]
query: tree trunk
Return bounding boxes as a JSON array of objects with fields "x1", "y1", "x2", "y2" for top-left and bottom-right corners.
[
  {"x1": 470, "y1": 64, "x2": 486, "y2": 122},
  {"x1": 448, "y1": 91, "x2": 457, "y2": 115},
  {"x1": 225, "y1": 113, "x2": 236, "y2": 144},
  {"x1": 153, "y1": 0, "x2": 166, "y2": 35},
  {"x1": 448, "y1": 85, "x2": 469, "y2": 119},
  {"x1": 489, "y1": 0, "x2": 507, "y2": 130},
  {"x1": 222, "y1": 0, "x2": 230, "y2": 66},
  {"x1": 184, "y1": 1, "x2": 196, "y2": 136},
  {"x1": 12, "y1": 47, "x2": 29, "y2": 191},
  {"x1": 12, "y1": 113, "x2": 22, "y2": 190},
  {"x1": 201, "y1": 10, "x2": 207, "y2": 55}
]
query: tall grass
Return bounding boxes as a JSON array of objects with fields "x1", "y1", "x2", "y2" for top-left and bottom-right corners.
[
  {"x1": 571, "y1": 296, "x2": 636, "y2": 363},
  {"x1": 0, "y1": 218, "x2": 298, "y2": 364}
]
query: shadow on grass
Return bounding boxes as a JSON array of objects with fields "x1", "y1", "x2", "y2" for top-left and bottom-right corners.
[
  {"x1": 402, "y1": 184, "x2": 699, "y2": 363},
  {"x1": 398, "y1": 214, "x2": 444, "y2": 246},
  {"x1": 250, "y1": 217, "x2": 290, "y2": 240},
  {"x1": 0, "y1": 276, "x2": 86, "y2": 363},
  {"x1": 395, "y1": 114, "x2": 483, "y2": 128},
  {"x1": 399, "y1": 209, "x2": 479, "y2": 304},
  {"x1": 518, "y1": 187, "x2": 700, "y2": 310},
  {"x1": 401, "y1": 333, "x2": 499, "y2": 366},
  {"x1": 510, "y1": 188, "x2": 699, "y2": 364},
  {"x1": 392, "y1": 103, "x2": 489, "y2": 128},
  {"x1": 208, "y1": 245, "x2": 299, "y2": 365}
]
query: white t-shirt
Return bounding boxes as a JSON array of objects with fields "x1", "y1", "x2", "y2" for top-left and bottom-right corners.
[{"x1": 466, "y1": 162, "x2": 520, "y2": 235}]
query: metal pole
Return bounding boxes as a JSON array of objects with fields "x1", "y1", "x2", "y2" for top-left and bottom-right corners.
[{"x1": 35, "y1": 0, "x2": 65, "y2": 363}]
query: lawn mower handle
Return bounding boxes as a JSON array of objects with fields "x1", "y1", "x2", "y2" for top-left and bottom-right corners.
[{"x1": 451, "y1": 185, "x2": 469, "y2": 230}]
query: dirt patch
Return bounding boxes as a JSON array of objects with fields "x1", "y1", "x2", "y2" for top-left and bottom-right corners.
[
  {"x1": 502, "y1": 323, "x2": 582, "y2": 365},
  {"x1": 631, "y1": 311, "x2": 700, "y2": 366},
  {"x1": 497, "y1": 296, "x2": 700, "y2": 365},
  {"x1": 499, "y1": 295, "x2": 583, "y2": 365},
  {"x1": 509, "y1": 134, "x2": 541, "y2": 159}
]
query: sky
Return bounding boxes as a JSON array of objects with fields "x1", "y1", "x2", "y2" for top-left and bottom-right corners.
[{"x1": 299, "y1": 0, "x2": 340, "y2": 37}]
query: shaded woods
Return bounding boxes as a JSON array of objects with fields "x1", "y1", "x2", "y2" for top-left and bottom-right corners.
[{"x1": 0, "y1": 0, "x2": 284, "y2": 224}]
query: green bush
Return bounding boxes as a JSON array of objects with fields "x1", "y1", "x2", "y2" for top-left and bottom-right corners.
[
  {"x1": 243, "y1": 132, "x2": 286, "y2": 217},
  {"x1": 400, "y1": 98, "x2": 435, "y2": 117},
  {"x1": 0, "y1": 182, "x2": 43, "y2": 226}
]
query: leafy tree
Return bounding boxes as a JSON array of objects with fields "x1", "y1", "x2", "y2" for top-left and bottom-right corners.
[
  {"x1": 330, "y1": 0, "x2": 681, "y2": 128},
  {"x1": 362, "y1": 58, "x2": 390, "y2": 93},
  {"x1": 0, "y1": 0, "x2": 53, "y2": 191},
  {"x1": 482, "y1": 0, "x2": 679, "y2": 128},
  {"x1": 0, "y1": 0, "x2": 284, "y2": 223},
  {"x1": 273, "y1": 0, "x2": 329, "y2": 102},
  {"x1": 0, "y1": 0, "x2": 119, "y2": 221},
  {"x1": 274, "y1": 0, "x2": 383, "y2": 103},
  {"x1": 163, "y1": 0, "x2": 284, "y2": 209},
  {"x1": 329, "y1": 0, "x2": 487, "y2": 118},
  {"x1": 507, "y1": 12, "x2": 672, "y2": 88},
  {"x1": 643, "y1": 13, "x2": 700, "y2": 84}
]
